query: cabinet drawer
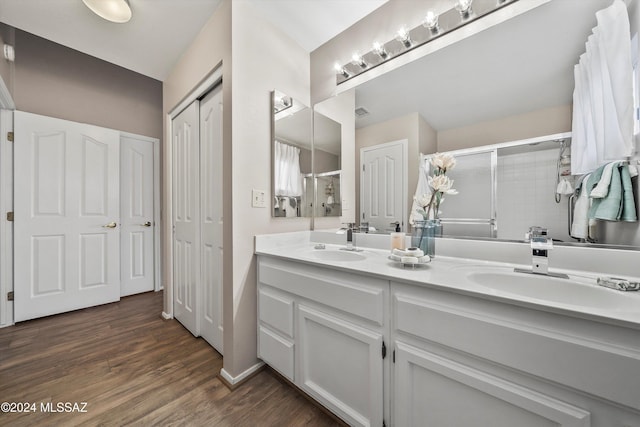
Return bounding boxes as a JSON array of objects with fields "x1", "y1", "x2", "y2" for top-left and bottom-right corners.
[
  {"x1": 258, "y1": 257, "x2": 385, "y2": 325},
  {"x1": 259, "y1": 286, "x2": 294, "y2": 338},
  {"x1": 259, "y1": 325, "x2": 294, "y2": 381}
]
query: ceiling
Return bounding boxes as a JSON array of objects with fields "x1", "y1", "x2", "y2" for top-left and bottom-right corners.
[{"x1": 0, "y1": 0, "x2": 387, "y2": 81}]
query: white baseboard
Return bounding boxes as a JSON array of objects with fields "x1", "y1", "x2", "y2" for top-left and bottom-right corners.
[
  {"x1": 161, "y1": 311, "x2": 172, "y2": 320},
  {"x1": 220, "y1": 362, "x2": 265, "y2": 386}
]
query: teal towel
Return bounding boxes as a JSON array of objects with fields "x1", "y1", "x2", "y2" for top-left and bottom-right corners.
[
  {"x1": 590, "y1": 165, "x2": 622, "y2": 220},
  {"x1": 588, "y1": 163, "x2": 637, "y2": 222},
  {"x1": 620, "y1": 165, "x2": 637, "y2": 222}
]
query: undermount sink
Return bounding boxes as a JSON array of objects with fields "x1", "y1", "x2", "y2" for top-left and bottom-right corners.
[
  {"x1": 464, "y1": 269, "x2": 639, "y2": 311},
  {"x1": 308, "y1": 249, "x2": 366, "y2": 262}
]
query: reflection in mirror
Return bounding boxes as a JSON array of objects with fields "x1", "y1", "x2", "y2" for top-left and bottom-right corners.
[
  {"x1": 428, "y1": 134, "x2": 573, "y2": 242},
  {"x1": 313, "y1": 111, "x2": 342, "y2": 217},
  {"x1": 348, "y1": 0, "x2": 640, "y2": 248},
  {"x1": 272, "y1": 90, "x2": 312, "y2": 218}
]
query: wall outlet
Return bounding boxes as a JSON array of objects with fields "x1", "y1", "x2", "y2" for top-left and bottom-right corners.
[{"x1": 252, "y1": 189, "x2": 266, "y2": 208}]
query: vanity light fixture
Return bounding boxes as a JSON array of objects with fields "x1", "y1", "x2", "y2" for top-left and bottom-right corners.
[
  {"x1": 423, "y1": 11, "x2": 440, "y2": 32},
  {"x1": 334, "y1": 0, "x2": 518, "y2": 85},
  {"x1": 372, "y1": 42, "x2": 389, "y2": 59},
  {"x1": 396, "y1": 27, "x2": 412, "y2": 49},
  {"x1": 352, "y1": 53, "x2": 368, "y2": 69},
  {"x1": 82, "y1": 0, "x2": 132, "y2": 23}
]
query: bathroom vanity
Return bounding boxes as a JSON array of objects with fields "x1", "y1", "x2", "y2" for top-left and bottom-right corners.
[{"x1": 256, "y1": 232, "x2": 640, "y2": 427}]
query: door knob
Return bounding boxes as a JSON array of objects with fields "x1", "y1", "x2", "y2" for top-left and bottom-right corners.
[
  {"x1": 141, "y1": 221, "x2": 152, "y2": 227},
  {"x1": 102, "y1": 222, "x2": 117, "y2": 229}
]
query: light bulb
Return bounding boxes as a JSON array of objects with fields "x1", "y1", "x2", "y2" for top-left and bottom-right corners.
[
  {"x1": 423, "y1": 10, "x2": 439, "y2": 30},
  {"x1": 352, "y1": 52, "x2": 367, "y2": 69},
  {"x1": 395, "y1": 27, "x2": 412, "y2": 49},
  {"x1": 372, "y1": 42, "x2": 389, "y2": 59},
  {"x1": 334, "y1": 62, "x2": 350, "y2": 78},
  {"x1": 455, "y1": 0, "x2": 473, "y2": 16}
]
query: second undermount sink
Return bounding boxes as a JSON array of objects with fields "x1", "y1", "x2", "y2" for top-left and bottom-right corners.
[
  {"x1": 464, "y1": 269, "x2": 639, "y2": 311},
  {"x1": 308, "y1": 249, "x2": 367, "y2": 262}
]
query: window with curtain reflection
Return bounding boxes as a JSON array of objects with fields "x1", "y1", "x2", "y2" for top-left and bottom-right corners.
[{"x1": 274, "y1": 141, "x2": 302, "y2": 197}]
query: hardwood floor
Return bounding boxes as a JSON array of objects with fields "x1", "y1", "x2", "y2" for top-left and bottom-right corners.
[{"x1": 0, "y1": 291, "x2": 340, "y2": 426}]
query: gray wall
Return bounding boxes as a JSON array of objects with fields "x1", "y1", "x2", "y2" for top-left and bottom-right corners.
[{"x1": 12, "y1": 28, "x2": 162, "y2": 139}]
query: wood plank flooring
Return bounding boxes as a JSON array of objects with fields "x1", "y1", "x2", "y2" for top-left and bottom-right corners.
[{"x1": 0, "y1": 291, "x2": 340, "y2": 426}]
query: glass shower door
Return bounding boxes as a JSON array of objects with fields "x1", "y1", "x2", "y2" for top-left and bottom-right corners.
[{"x1": 435, "y1": 150, "x2": 496, "y2": 238}]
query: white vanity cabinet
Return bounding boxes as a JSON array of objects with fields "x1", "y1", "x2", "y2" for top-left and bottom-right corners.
[
  {"x1": 391, "y1": 281, "x2": 640, "y2": 427},
  {"x1": 257, "y1": 256, "x2": 389, "y2": 427},
  {"x1": 257, "y1": 251, "x2": 640, "y2": 427}
]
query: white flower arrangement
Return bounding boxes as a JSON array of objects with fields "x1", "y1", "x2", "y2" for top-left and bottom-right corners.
[{"x1": 415, "y1": 153, "x2": 458, "y2": 220}]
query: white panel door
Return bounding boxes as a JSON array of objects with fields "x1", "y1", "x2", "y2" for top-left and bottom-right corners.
[
  {"x1": 120, "y1": 135, "x2": 154, "y2": 297},
  {"x1": 172, "y1": 102, "x2": 200, "y2": 336},
  {"x1": 14, "y1": 111, "x2": 120, "y2": 322},
  {"x1": 361, "y1": 141, "x2": 406, "y2": 232},
  {"x1": 199, "y1": 86, "x2": 224, "y2": 353}
]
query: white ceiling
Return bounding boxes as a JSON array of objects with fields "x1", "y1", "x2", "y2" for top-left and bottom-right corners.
[
  {"x1": 0, "y1": 0, "x2": 387, "y2": 81},
  {"x1": 245, "y1": 0, "x2": 388, "y2": 52}
]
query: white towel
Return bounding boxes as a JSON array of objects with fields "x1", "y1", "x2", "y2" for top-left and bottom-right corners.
[
  {"x1": 410, "y1": 154, "x2": 431, "y2": 225},
  {"x1": 570, "y1": 174, "x2": 592, "y2": 239},
  {"x1": 556, "y1": 178, "x2": 574, "y2": 196},
  {"x1": 590, "y1": 161, "x2": 618, "y2": 198}
]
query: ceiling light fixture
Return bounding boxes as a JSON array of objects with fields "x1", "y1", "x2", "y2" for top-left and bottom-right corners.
[
  {"x1": 82, "y1": 0, "x2": 132, "y2": 23},
  {"x1": 334, "y1": 0, "x2": 518, "y2": 85}
]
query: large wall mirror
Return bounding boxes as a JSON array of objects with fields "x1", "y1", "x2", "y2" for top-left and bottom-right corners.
[{"x1": 345, "y1": 0, "x2": 639, "y2": 248}]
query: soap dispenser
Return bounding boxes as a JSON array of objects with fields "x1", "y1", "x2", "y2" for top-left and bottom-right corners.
[{"x1": 390, "y1": 222, "x2": 405, "y2": 251}]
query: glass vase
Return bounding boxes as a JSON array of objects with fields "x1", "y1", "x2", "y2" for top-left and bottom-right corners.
[{"x1": 411, "y1": 219, "x2": 441, "y2": 258}]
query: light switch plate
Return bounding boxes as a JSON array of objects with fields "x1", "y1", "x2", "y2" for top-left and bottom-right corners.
[{"x1": 252, "y1": 189, "x2": 266, "y2": 208}]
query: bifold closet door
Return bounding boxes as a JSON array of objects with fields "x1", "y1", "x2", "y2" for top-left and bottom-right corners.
[
  {"x1": 14, "y1": 111, "x2": 121, "y2": 322},
  {"x1": 172, "y1": 102, "x2": 200, "y2": 337},
  {"x1": 199, "y1": 85, "x2": 224, "y2": 353}
]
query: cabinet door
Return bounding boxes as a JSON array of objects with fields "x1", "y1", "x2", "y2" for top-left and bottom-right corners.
[
  {"x1": 297, "y1": 304, "x2": 384, "y2": 427},
  {"x1": 394, "y1": 341, "x2": 590, "y2": 427}
]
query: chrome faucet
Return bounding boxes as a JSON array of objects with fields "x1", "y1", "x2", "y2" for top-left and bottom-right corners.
[
  {"x1": 340, "y1": 223, "x2": 361, "y2": 252},
  {"x1": 515, "y1": 226, "x2": 568, "y2": 279},
  {"x1": 529, "y1": 226, "x2": 551, "y2": 275}
]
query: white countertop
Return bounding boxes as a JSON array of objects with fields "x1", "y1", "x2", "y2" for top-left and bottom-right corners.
[{"x1": 255, "y1": 231, "x2": 640, "y2": 328}]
